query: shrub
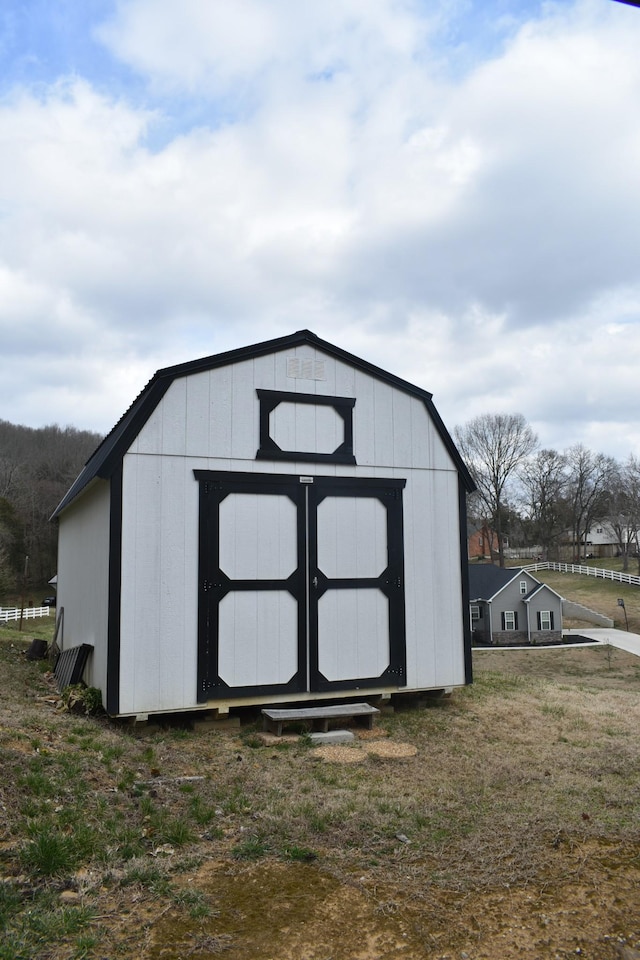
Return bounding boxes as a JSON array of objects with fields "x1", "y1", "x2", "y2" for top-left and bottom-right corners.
[{"x1": 60, "y1": 685, "x2": 103, "y2": 716}]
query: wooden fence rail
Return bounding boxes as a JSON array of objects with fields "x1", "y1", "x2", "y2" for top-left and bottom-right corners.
[
  {"x1": 0, "y1": 606, "x2": 53, "y2": 623},
  {"x1": 522, "y1": 561, "x2": 640, "y2": 587}
]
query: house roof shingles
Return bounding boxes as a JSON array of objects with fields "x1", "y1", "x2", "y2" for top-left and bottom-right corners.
[
  {"x1": 468, "y1": 564, "x2": 563, "y2": 603},
  {"x1": 468, "y1": 564, "x2": 524, "y2": 601}
]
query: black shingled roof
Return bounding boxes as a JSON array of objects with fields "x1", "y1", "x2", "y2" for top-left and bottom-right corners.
[
  {"x1": 468, "y1": 563, "x2": 524, "y2": 601},
  {"x1": 468, "y1": 564, "x2": 563, "y2": 604}
]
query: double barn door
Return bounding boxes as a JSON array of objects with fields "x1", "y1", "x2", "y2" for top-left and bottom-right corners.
[{"x1": 195, "y1": 471, "x2": 406, "y2": 701}]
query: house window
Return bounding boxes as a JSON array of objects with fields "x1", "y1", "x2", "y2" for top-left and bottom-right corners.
[
  {"x1": 537, "y1": 610, "x2": 554, "y2": 630},
  {"x1": 519, "y1": 580, "x2": 527, "y2": 595},
  {"x1": 502, "y1": 611, "x2": 518, "y2": 630},
  {"x1": 470, "y1": 605, "x2": 481, "y2": 623}
]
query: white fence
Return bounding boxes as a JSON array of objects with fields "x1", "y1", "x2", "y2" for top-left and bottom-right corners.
[
  {"x1": 523, "y1": 561, "x2": 640, "y2": 587},
  {"x1": 0, "y1": 606, "x2": 53, "y2": 623}
]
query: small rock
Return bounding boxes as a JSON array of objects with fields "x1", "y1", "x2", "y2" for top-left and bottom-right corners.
[{"x1": 309, "y1": 730, "x2": 355, "y2": 746}]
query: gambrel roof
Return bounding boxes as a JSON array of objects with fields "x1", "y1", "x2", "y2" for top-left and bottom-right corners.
[{"x1": 53, "y1": 329, "x2": 476, "y2": 517}]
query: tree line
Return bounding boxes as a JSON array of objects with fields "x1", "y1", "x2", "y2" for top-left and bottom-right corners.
[
  {"x1": 0, "y1": 420, "x2": 102, "y2": 598},
  {"x1": 1, "y1": 410, "x2": 636, "y2": 596},
  {"x1": 455, "y1": 413, "x2": 640, "y2": 569}
]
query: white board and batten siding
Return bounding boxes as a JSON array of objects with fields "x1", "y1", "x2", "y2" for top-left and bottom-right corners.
[
  {"x1": 56, "y1": 480, "x2": 111, "y2": 698},
  {"x1": 116, "y1": 343, "x2": 466, "y2": 715}
]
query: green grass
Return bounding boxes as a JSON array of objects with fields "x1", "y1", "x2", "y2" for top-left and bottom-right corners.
[
  {"x1": 232, "y1": 836, "x2": 269, "y2": 860},
  {"x1": 19, "y1": 826, "x2": 79, "y2": 877},
  {"x1": 172, "y1": 888, "x2": 213, "y2": 919},
  {"x1": 281, "y1": 843, "x2": 318, "y2": 862},
  {"x1": 0, "y1": 900, "x2": 96, "y2": 960},
  {"x1": 119, "y1": 862, "x2": 173, "y2": 895}
]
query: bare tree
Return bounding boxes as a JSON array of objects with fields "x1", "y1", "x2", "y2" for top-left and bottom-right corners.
[
  {"x1": 0, "y1": 420, "x2": 101, "y2": 588},
  {"x1": 454, "y1": 413, "x2": 538, "y2": 567},
  {"x1": 519, "y1": 449, "x2": 569, "y2": 560},
  {"x1": 608, "y1": 455, "x2": 640, "y2": 571},
  {"x1": 565, "y1": 445, "x2": 616, "y2": 561}
]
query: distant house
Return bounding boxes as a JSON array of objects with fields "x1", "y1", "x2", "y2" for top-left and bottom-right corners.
[
  {"x1": 558, "y1": 521, "x2": 640, "y2": 560},
  {"x1": 468, "y1": 564, "x2": 563, "y2": 645},
  {"x1": 581, "y1": 523, "x2": 637, "y2": 560},
  {"x1": 467, "y1": 523, "x2": 499, "y2": 560}
]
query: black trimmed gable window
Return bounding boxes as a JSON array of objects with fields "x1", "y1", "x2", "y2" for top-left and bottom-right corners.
[{"x1": 256, "y1": 389, "x2": 356, "y2": 464}]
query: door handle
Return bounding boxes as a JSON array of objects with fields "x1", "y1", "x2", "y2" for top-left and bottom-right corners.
[{"x1": 312, "y1": 576, "x2": 318, "y2": 589}]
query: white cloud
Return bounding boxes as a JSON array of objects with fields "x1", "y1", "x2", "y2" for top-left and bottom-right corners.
[
  {"x1": 97, "y1": 0, "x2": 429, "y2": 96},
  {"x1": 0, "y1": 0, "x2": 639, "y2": 461}
]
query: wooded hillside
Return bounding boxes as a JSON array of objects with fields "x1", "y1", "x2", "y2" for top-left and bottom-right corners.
[{"x1": 0, "y1": 420, "x2": 102, "y2": 597}]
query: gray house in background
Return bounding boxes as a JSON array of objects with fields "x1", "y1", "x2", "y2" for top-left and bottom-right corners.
[{"x1": 468, "y1": 564, "x2": 563, "y2": 646}]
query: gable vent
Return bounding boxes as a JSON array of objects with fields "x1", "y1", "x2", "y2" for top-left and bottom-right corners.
[{"x1": 287, "y1": 357, "x2": 326, "y2": 381}]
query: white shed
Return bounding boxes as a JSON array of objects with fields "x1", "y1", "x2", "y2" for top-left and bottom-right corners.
[{"x1": 53, "y1": 330, "x2": 475, "y2": 718}]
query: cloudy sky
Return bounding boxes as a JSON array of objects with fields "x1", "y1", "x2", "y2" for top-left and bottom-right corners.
[{"x1": 1, "y1": 0, "x2": 639, "y2": 460}]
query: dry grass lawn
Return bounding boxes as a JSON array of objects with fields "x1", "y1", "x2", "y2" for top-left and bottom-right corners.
[{"x1": 0, "y1": 617, "x2": 639, "y2": 959}]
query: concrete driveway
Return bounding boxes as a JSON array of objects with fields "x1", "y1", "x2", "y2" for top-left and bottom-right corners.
[{"x1": 564, "y1": 627, "x2": 640, "y2": 658}]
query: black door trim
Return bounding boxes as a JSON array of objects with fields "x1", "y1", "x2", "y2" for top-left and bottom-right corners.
[
  {"x1": 194, "y1": 470, "x2": 407, "y2": 702},
  {"x1": 307, "y1": 477, "x2": 406, "y2": 692},
  {"x1": 195, "y1": 470, "x2": 307, "y2": 701}
]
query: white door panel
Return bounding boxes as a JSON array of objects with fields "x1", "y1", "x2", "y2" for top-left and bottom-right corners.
[
  {"x1": 317, "y1": 588, "x2": 390, "y2": 681},
  {"x1": 317, "y1": 496, "x2": 387, "y2": 579},
  {"x1": 218, "y1": 590, "x2": 298, "y2": 687}
]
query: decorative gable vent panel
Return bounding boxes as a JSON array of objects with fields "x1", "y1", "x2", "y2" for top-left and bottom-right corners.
[{"x1": 287, "y1": 357, "x2": 326, "y2": 380}]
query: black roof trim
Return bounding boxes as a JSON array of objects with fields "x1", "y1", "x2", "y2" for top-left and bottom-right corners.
[{"x1": 52, "y1": 329, "x2": 475, "y2": 517}]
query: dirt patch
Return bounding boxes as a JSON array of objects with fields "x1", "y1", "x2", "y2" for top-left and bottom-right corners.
[
  {"x1": 312, "y1": 743, "x2": 368, "y2": 763},
  {"x1": 141, "y1": 860, "x2": 415, "y2": 959},
  {"x1": 120, "y1": 846, "x2": 640, "y2": 960},
  {"x1": 311, "y1": 738, "x2": 417, "y2": 763}
]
